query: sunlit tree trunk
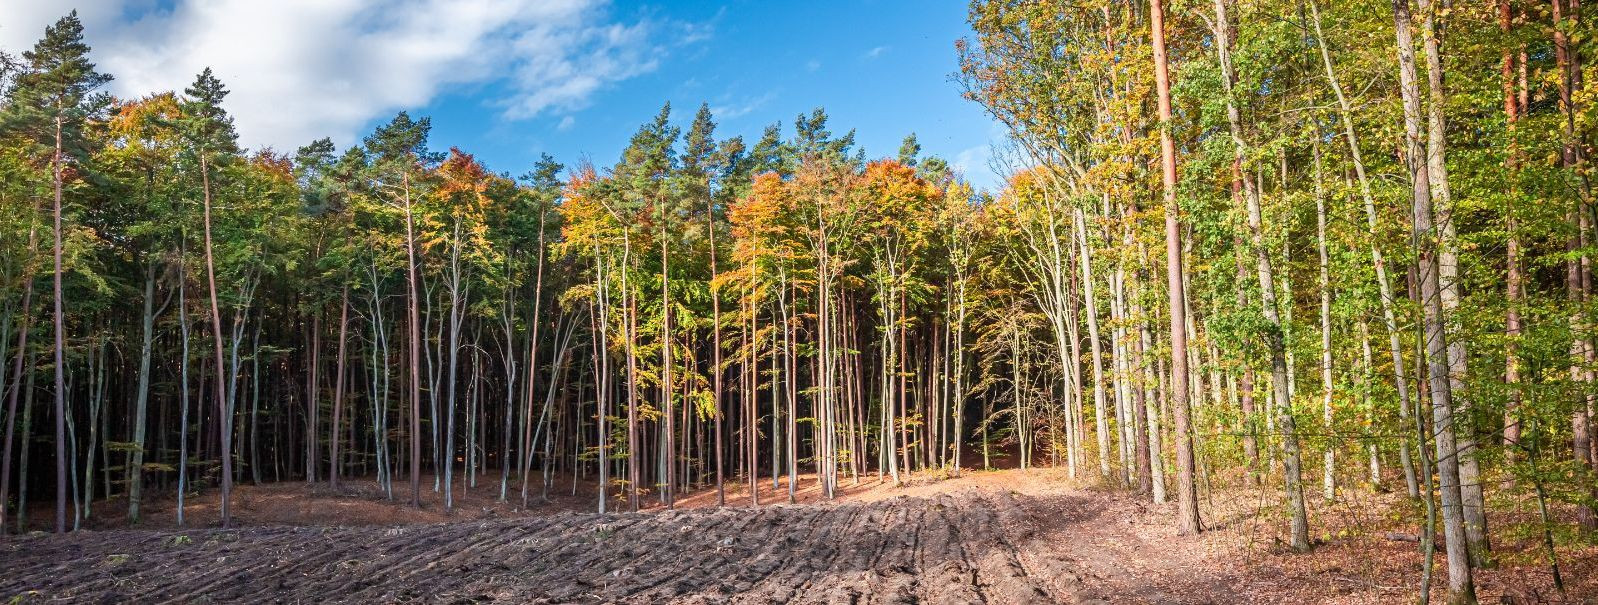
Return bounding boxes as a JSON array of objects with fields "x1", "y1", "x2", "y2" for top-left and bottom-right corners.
[
  {"x1": 708, "y1": 187, "x2": 726, "y2": 506},
  {"x1": 1500, "y1": 0, "x2": 1526, "y2": 480},
  {"x1": 1415, "y1": 0, "x2": 1490, "y2": 561},
  {"x1": 520, "y1": 207, "x2": 546, "y2": 507},
  {"x1": 402, "y1": 171, "x2": 423, "y2": 508},
  {"x1": 1395, "y1": 0, "x2": 1475, "y2": 596},
  {"x1": 1313, "y1": 138, "x2": 1336, "y2": 504},
  {"x1": 1308, "y1": 0, "x2": 1420, "y2": 498},
  {"x1": 51, "y1": 116, "x2": 70, "y2": 533},
  {"x1": 196, "y1": 151, "x2": 235, "y2": 527},
  {"x1": 1244, "y1": 147, "x2": 1310, "y2": 552},
  {"x1": 1553, "y1": 0, "x2": 1598, "y2": 531}
]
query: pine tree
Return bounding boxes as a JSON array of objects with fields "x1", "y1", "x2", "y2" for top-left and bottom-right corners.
[{"x1": 1, "y1": 11, "x2": 111, "y2": 533}]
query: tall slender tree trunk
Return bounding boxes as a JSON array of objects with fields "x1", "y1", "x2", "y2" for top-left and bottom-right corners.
[
  {"x1": 198, "y1": 152, "x2": 233, "y2": 527},
  {"x1": 1501, "y1": 0, "x2": 1525, "y2": 477},
  {"x1": 1553, "y1": 0, "x2": 1598, "y2": 531},
  {"x1": 1309, "y1": 0, "x2": 1420, "y2": 499},
  {"x1": 331, "y1": 286, "x2": 349, "y2": 489},
  {"x1": 708, "y1": 191, "x2": 725, "y2": 506},
  {"x1": 1075, "y1": 209, "x2": 1110, "y2": 480},
  {"x1": 1395, "y1": 0, "x2": 1476, "y2": 597},
  {"x1": 1314, "y1": 138, "x2": 1336, "y2": 504},
  {"x1": 1244, "y1": 147, "x2": 1310, "y2": 552},
  {"x1": 623, "y1": 236, "x2": 640, "y2": 512},
  {"x1": 1414, "y1": 0, "x2": 1490, "y2": 561},
  {"x1": 1151, "y1": 0, "x2": 1197, "y2": 528},
  {"x1": 1, "y1": 228, "x2": 39, "y2": 533},
  {"x1": 521, "y1": 207, "x2": 546, "y2": 507},
  {"x1": 305, "y1": 309, "x2": 320, "y2": 483},
  {"x1": 128, "y1": 260, "x2": 165, "y2": 523},
  {"x1": 402, "y1": 171, "x2": 423, "y2": 508},
  {"x1": 176, "y1": 259, "x2": 190, "y2": 525},
  {"x1": 52, "y1": 117, "x2": 69, "y2": 534},
  {"x1": 661, "y1": 228, "x2": 675, "y2": 508},
  {"x1": 442, "y1": 225, "x2": 464, "y2": 511},
  {"x1": 1215, "y1": 0, "x2": 1301, "y2": 541}
]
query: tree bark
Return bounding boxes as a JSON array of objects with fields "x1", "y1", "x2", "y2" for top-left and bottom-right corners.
[
  {"x1": 1150, "y1": 0, "x2": 1197, "y2": 527},
  {"x1": 1395, "y1": 0, "x2": 1476, "y2": 596},
  {"x1": 402, "y1": 171, "x2": 423, "y2": 508},
  {"x1": 1415, "y1": 0, "x2": 1490, "y2": 561},
  {"x1": 330, "y1": 285, "x2": 349, "y2": 489},
  {"x1": 52, "y1": 116, "x2": 69, "y2": 534},
  {"x1": 1309, "y1": 0, "x2": 1421, "y2": 499}
]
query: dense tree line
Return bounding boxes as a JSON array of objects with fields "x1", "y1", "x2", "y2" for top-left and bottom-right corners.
[
  {"x1": 960, "y1": 0, "x2": 1598, "y2": 601},
  {"x1": 2, "y1": 3, "x2": 1597, "y2": 603}
]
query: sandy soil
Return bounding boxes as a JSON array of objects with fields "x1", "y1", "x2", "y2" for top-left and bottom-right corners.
[{"x1": 3, "y1": 469, "x2": 1594, "y2": 604}]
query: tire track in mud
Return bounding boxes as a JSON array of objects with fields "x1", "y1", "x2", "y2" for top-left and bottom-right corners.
[
  {"x1": 2, "y1": 489, "x2": 1082, "y2": 604},
  {"x1": 978, "y1": 489, "x2": 1066, "y2": 603}
]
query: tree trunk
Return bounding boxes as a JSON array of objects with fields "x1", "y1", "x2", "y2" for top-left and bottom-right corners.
[
  {"x1": 306, "y1": 305, "x2": 320, "y2": 483},
  {"x1": 52, "y1": 116, "x2": 69, "y2": 534},
  {"x1": 707, "y1": 191, "x2": 725, "y2": 506},
  {"x1": 1415, "y1": 0, "x2": 1490, "y2": 562},
  {"x1": 1, "y1": 259, "x2": 38, "y2": 534},
  {"x1": 403, "y1": 171, "x2": 423, "y2": 508},
  {"x1": 1309, "y1": 0, "x2": 1421, "y2": 499},
  {"x1": 1395, "y1": 0, "x2": 1476, "y2": 596},
  {"x1": 1245, "y1": 154, "x2": 1310, "y2": 552},
  {"x1": 1075, "y1": 209, "x2": 1109, "y2": 480},
  {"x1": 1501, "y1": 0, "x2": 1526, "y2": 480},
  {"x1": 1314, "y1": 138, "x2": 1336, "y2": 504},
  {"x1": 176, "y1": 264, "x2": 190, "y2": 525},
  {"x1": 331, "y1": 286, "x2": 349, "y2": 489},
  {"x1": 1553, "y1": 0, "x2": 1598, "y2": 531},
  {"x1": 128, "y1": 259, "x2": 167, "y2": 523}
]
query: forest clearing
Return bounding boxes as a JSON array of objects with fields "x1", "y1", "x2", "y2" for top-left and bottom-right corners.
[
  {"x1": 5, "y1": 468, "x2": 1592, "y2": 604},
  {"x1": 6, "y1": 0, "x2": 1598, "y2": 603}
]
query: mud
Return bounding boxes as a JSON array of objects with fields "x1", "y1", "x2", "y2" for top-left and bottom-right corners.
[{"x1": 1, "y1": 488, "x2": 1104, "y2": 604}]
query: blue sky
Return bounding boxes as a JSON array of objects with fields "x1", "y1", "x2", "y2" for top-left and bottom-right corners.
[
  {"x1": 0, "y1": 0, "x2": 1004, "y2": 190},
  {"x1": 426, "y1": 1, "x2": 1003, "y2": 188}
]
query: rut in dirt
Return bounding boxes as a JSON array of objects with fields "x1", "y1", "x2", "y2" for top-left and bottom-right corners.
[{"x1": 1, "y1": 488, "x2": 1095, "y2": 604}]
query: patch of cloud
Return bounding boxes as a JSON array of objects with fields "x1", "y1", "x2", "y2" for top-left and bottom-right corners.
[
  {"x1": 0, "y1": 0, "x2": 697, "y2": 151},
  {"x1": 863, "y1": 45, "x2": 889, "y2": 60},
  {"x1": 804, "y1": 59, "x2": 821, "y2": 72},
  {"x1": 710, "y1": 91, "x2": 777, "y2": 120},
  {"x1": 951, "y1": 143, "x2": 1002, "y2": 192},
  {"x1": 556, "y1": 115, "x2": 577, "y2": 131}
]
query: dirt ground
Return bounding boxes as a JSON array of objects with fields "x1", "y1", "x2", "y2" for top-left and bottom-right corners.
[{"x1": 3, "y1": 469, "x2": 1595, "y2": 603}]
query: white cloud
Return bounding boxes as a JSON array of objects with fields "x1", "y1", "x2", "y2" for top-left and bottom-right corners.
[
  {"x1": 952, "y1": 143, "x2": 1001, "y2": 191},
  {"x1": 863, "y1": 46, "x2": 888, "y2": 60},
  {"x1": 0, "y1": 0, "x2": 688, "y2": 151},
  {"x1": 710, "y1": 91, "x2": 776, "y2": 120}
]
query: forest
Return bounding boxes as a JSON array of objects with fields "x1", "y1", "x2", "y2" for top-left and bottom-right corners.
[{"x1": 2, "y1": 0, "x2": 1598, "y2": 603}]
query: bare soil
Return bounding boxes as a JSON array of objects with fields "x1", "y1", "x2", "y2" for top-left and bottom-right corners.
[{"x1": 3, "y1": 470, "x2": 1594, "y2": 604}]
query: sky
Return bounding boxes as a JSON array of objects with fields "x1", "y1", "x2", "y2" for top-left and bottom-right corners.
[{"x1": 0, "y1": 0, "x2": 1007, "y2": 190}]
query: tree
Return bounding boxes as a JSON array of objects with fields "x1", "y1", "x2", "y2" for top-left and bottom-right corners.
[
  {"x1": 1391, "y1": 0, "x2": 1475, "y2": 598},
  {"x1": 1150, "y1": 0, "x2": 1200, "y2": 535},
  {"x1": 2, "y1": 11, "x2": 111, "y2": 533},
  {"x1": 364, "y1": 111, "x2": 436, "y2": 508},
  {"x1": 101, "y1": 93, "x2": 182, "y2": 524},
  {"x1": 178, "y1": 67, "x2": 239, "y2": 527}
]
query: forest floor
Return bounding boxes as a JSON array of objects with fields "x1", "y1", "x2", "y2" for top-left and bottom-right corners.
[{"x1": 3, "y1": 468, "x2": 1595, "y2": 604}]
